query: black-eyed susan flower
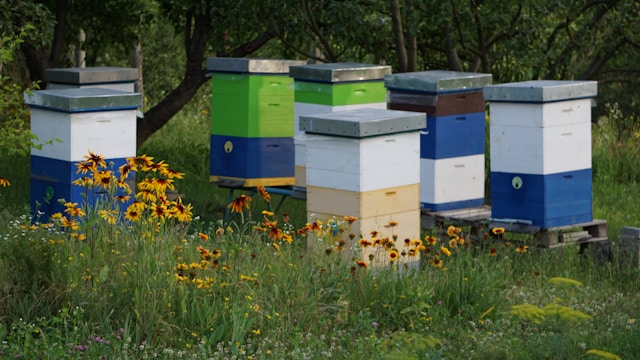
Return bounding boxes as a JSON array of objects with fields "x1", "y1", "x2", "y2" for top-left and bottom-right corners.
[
  {"x1": 125, "y1": 206, "x2": 141, "y2": 222},
  {"x1": 0, "y1": 177, "x2": 10, "y2": 187},
  {"x1": 492, "y1": 227, "x2": 506, "y2": 236},
  {"x1": 388, "y1": 249, "x2": 399, "y2": 261},
  {"x1": 425, "y1": 235, "x2": 437, "y2": 245},
  {"x1": 227, "y1": 194, "x2": 252, "y2": 214},
  {"x1": 257, "y1": 186, "x2": 271, "y2": 202},
  {"x1": 84, "y1": 150, "x2": 107, "y2": 168},
  {"x1": 447, "y1": 225, "x2": 461, "y2": 237},
  {"x1": 344, "y1": 216, "x2": 358, "y2": 224},
  {"x1": 431, "y1": 257, "x2": 444, "y2": 268},
  {"x1": 440, "y1": 246, "x2": 451, "y2": 257},
  {"x1": 359, "y1": 239, "x2": 372, "y2": 247},
  {"x1": 161, "y1": 168, "x2": 185, "y2": 180},
  {"x1": 151, "y1": 203, "x2": 167, "y2": 221}
]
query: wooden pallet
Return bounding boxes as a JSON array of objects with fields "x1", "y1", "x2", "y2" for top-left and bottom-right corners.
[
  {"x1": 421, "y1": 205, "x2": 492, "y2": 228},
  {"x1": 489, "y1": 219, "x2": 608, "y2": 247}
]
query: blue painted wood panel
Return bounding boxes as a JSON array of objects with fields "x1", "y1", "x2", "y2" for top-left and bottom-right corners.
[
  {"x1": 420, "y1": 112, "x2": 485, "y2": 159},
  {"x1": 490, "y1": 169, "x2": 593, "y2": 228},
  {"x1": 30, "y1": 155, "x2": 131, "y2": 219},
  {"x1": 210, "y1": 135, "x2": 294, "y2": 179},
  {"x1": 421, "y1": 198, "x2": 485, "y2": 212}
]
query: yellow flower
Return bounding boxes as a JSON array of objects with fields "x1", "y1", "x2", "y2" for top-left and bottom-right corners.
[
  {"x1": 515, "y1": 245, "x2": 528, "y2": 253},
  {"x1": 388, "y1": 249, "x2": 399, "y2": 262},
  {"x1": 492, "y1": 227, "x2": 506, "y2": 235},
  {"x1": 425, "y1": 235, "x2": 437, "y2": 245},
  {"x1": 0, "y1": 177, "x2": 11, "y2": 187},
  {"x1": 447, "y1": 225, "x2": 461, "y2": 237},
  {"x1": 227, "y1": 195, "x2": 252, "y2": 214},
  {"x1": 440, "y1": 246, "x2": 451, "y2": 257},
  {"x1": 344, "y1": 216, "x2": 358, "y2": 224}
]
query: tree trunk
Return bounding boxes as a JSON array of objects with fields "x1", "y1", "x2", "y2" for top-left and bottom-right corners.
[
  {"x1": 132, "y1": 39, "x2": 144, "y2": 101},
  {"x1": 390, "y1": 0, "x2": 408, "y2": 72}
]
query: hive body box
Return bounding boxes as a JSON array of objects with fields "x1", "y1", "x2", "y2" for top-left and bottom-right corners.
[
  {"x1": 25, "y1": 88, "x2": 142, "y2": 219},
  {"x1": 289, "y1": 63, "x2": 391, "y2": 188},
  {"x1": 44, "y1": 67, "x2": 139, "y2": 92},
  {"x1": 301, "y1": 108, "x2": 426, "y2": 268},
  {"x1": 385, "y1": 70, "x2": 492, "y2": 211},
  {"x1": 483, "y1": 80, "x2": 597, "y2": 228},
  {"x1": 207, "y1": 58, "x2": 306, "y2": 187}
]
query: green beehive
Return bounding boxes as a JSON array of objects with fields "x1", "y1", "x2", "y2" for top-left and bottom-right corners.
[{"x1": 207, "y1": 58, "x2": 306, "y2": 138}]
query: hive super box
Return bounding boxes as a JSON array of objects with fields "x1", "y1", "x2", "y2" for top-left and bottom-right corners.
[
  {"x1": 289, "y1": 63, "x2": 391, "y2": 188},
  {"x1": 207, "y1": 57, "x2": 306, "y2": 187},
  {"x1": 301, "y1": 108, "x2": 425, "y2": 267},
  {"x1": 26, "y1": 87, "x2": 142, "y2": 219},
  {"x1": 385, "y1": 70, "x2": 492, "y2": 211},
  {"x1": 483, "y1": 80, "x2": 597, "y2": 228}
]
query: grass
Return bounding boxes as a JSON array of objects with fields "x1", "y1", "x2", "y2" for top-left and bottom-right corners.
[{"x1": 0, "y1": 94, "x2": 639, "y2": 359}]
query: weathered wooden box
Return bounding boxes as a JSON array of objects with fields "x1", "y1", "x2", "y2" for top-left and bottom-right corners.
[{"x1": 484, "y1": 80, "x2": 597, "y2": 228}]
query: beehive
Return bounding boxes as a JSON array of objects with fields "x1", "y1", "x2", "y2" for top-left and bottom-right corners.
[
  {"x1": 207, "y1": 57, "x2": 306, "y2": 187},
  {"x1": 289, "y1": 63, "x2": 391, "y2": 188},
  {"x1": 385, "y1": 70, "x2": 492, "y2": 211},
  {"x1": 25, "y1": 88, "x2": 142, "y2": 219},
  {"x1": 301, "y1": 108, "x2": 425, "y2": 268},
  {"x1": 483, "y1": 80, "x2": 597, "y2": 228},
  {"x1": 44, "y1": 67, "x2": 139, "y2": 92}
]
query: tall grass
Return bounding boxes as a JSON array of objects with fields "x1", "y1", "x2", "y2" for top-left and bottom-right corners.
[{"x1": 1, "y1": 98, "x2": 640, "y2": 358}]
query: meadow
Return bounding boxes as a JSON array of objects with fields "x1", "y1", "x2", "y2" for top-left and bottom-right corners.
[{"x1": 0, "y1": 91, "x2": 639, "y2": 359}]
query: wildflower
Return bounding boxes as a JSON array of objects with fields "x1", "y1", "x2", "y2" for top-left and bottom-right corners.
[
  {"x1": 262, "y1": 210, "x2": 274, "y2": 217},
  {"x1": 440, "y1": 246, "x2": 451, "y2": 257},
  {"x1": 148, "y1": 160, "x2": 169, "y2": 173},
  {"x1": 283, "y1": 234, "x2": 293, "y2": 244},
  {"x1": 388, "y1": 249, "x2": 399, "y2": 261},
  {"x1": 355, "y1": 260, "x2": 368, "y2": 268},
  {"x1": 344, "y1": 216, "x2": 357, "y2": 224},
  {"x1": 387, "y1": 220, "x2": 398, "y2": 227},
  {"x1": 161, "y1": 168, "x2": 185, "y2": 179},
  {"x1": 456, "y1": 236, "x2": 465, "y2": 246},
  {"x1": 136, "y1": 188, "x2": 157, "y2": 203},
  {"x1": 448, "y1": 239, "x2": 457, "y2": 248},
  {"x1": 492, "y1": 227, "x2": 505, "y2": 236},
  {"x1": 153, "y1": 177, "x2": 175, "y2": 193},
  {"x1": 432, "y1": 257, "x2": 444, "y2": 268},
  {"x1": 425, "y1": 235, "x2": 437, "y2": 245},
  {"x1": 114, "y1": 195, "x2": 131, "y2": 203},
  {"x1": 272, "y1": 242, "x2": 280, "y2": 252},
  {"x1": 359, "y1": 239, "x2": 372, "y2": 247},
  {"x1": 410, "y1": 239, "x2": 423, "y2": 247},
  {"x1": 251, "y1": 329, "x2": 261, "y2": 336},
  {"x1": 169, "y1": 197, "x2": 193, "y2": 222},
  {"x1": 407, "y1": 249, "x2": 417, "y2": 257},
  {"x1": 516, "y1": 245, "x2": 528, "y2": 253},
  {"x1": 489, "y1": 248, "x2": 497, "y2": 257},
  {"x1": 447, "y1": 225, "x2": 461, "y2": 237},
  {"x1": 128, "y1": 154, "x2": 154, "y2": 171},
  {"x1": 84, "y1": 150, "x2": 107, "y2": 168},
  {"x1": 125, "y1": 206, "x2": 142, "y2": 222},
  {"x1": 93, "y1": 170, "x2": 113, "y2": 189},
  {"x1": 98, "y1": 209, "x2": 118, "y2": 225},
  {"x1": 198, "y1": 233, "x2": 209, "y2": 241},
  {"x1": 227, "y1": 194, "x2": 252, "y2": 214},
  {"x1": 371, "y1": 322, "x2": 379, "y2": 328},
  {"x1": 75, "y1": 161, "x2": 95, "y2": 175},
  {"x1": 118, "y1": 162, "x2": 134, "y2": 181},
  {"x1": 215, "y1": 228, "x2": 224, "y2": 236},
  {"x1": 151, "y1": 203, "x2": 167, "y2": 221},
  {"x1": 257, "y1": 186, "x2": 271, "y2": 202}
]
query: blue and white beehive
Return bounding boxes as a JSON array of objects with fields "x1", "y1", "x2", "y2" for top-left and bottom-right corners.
[
  {"x1": 45, "y1": 67, "x2": 139, "y2": 92},
  {"x1": 483, "y1": 80, "x2": 597, "y2": 228},
  {"x1": 26, "y1": 88, "x2": 142, "y2": 219},
  {"x1": 289, "y1": 63, "x2": 391, "y2": 188},
  {"x1": 385, "y1": 70, "x2": 493, "y2": 212},
  {"x1": 301, "y1": 108, "x2": 426, "y2": 267}
]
